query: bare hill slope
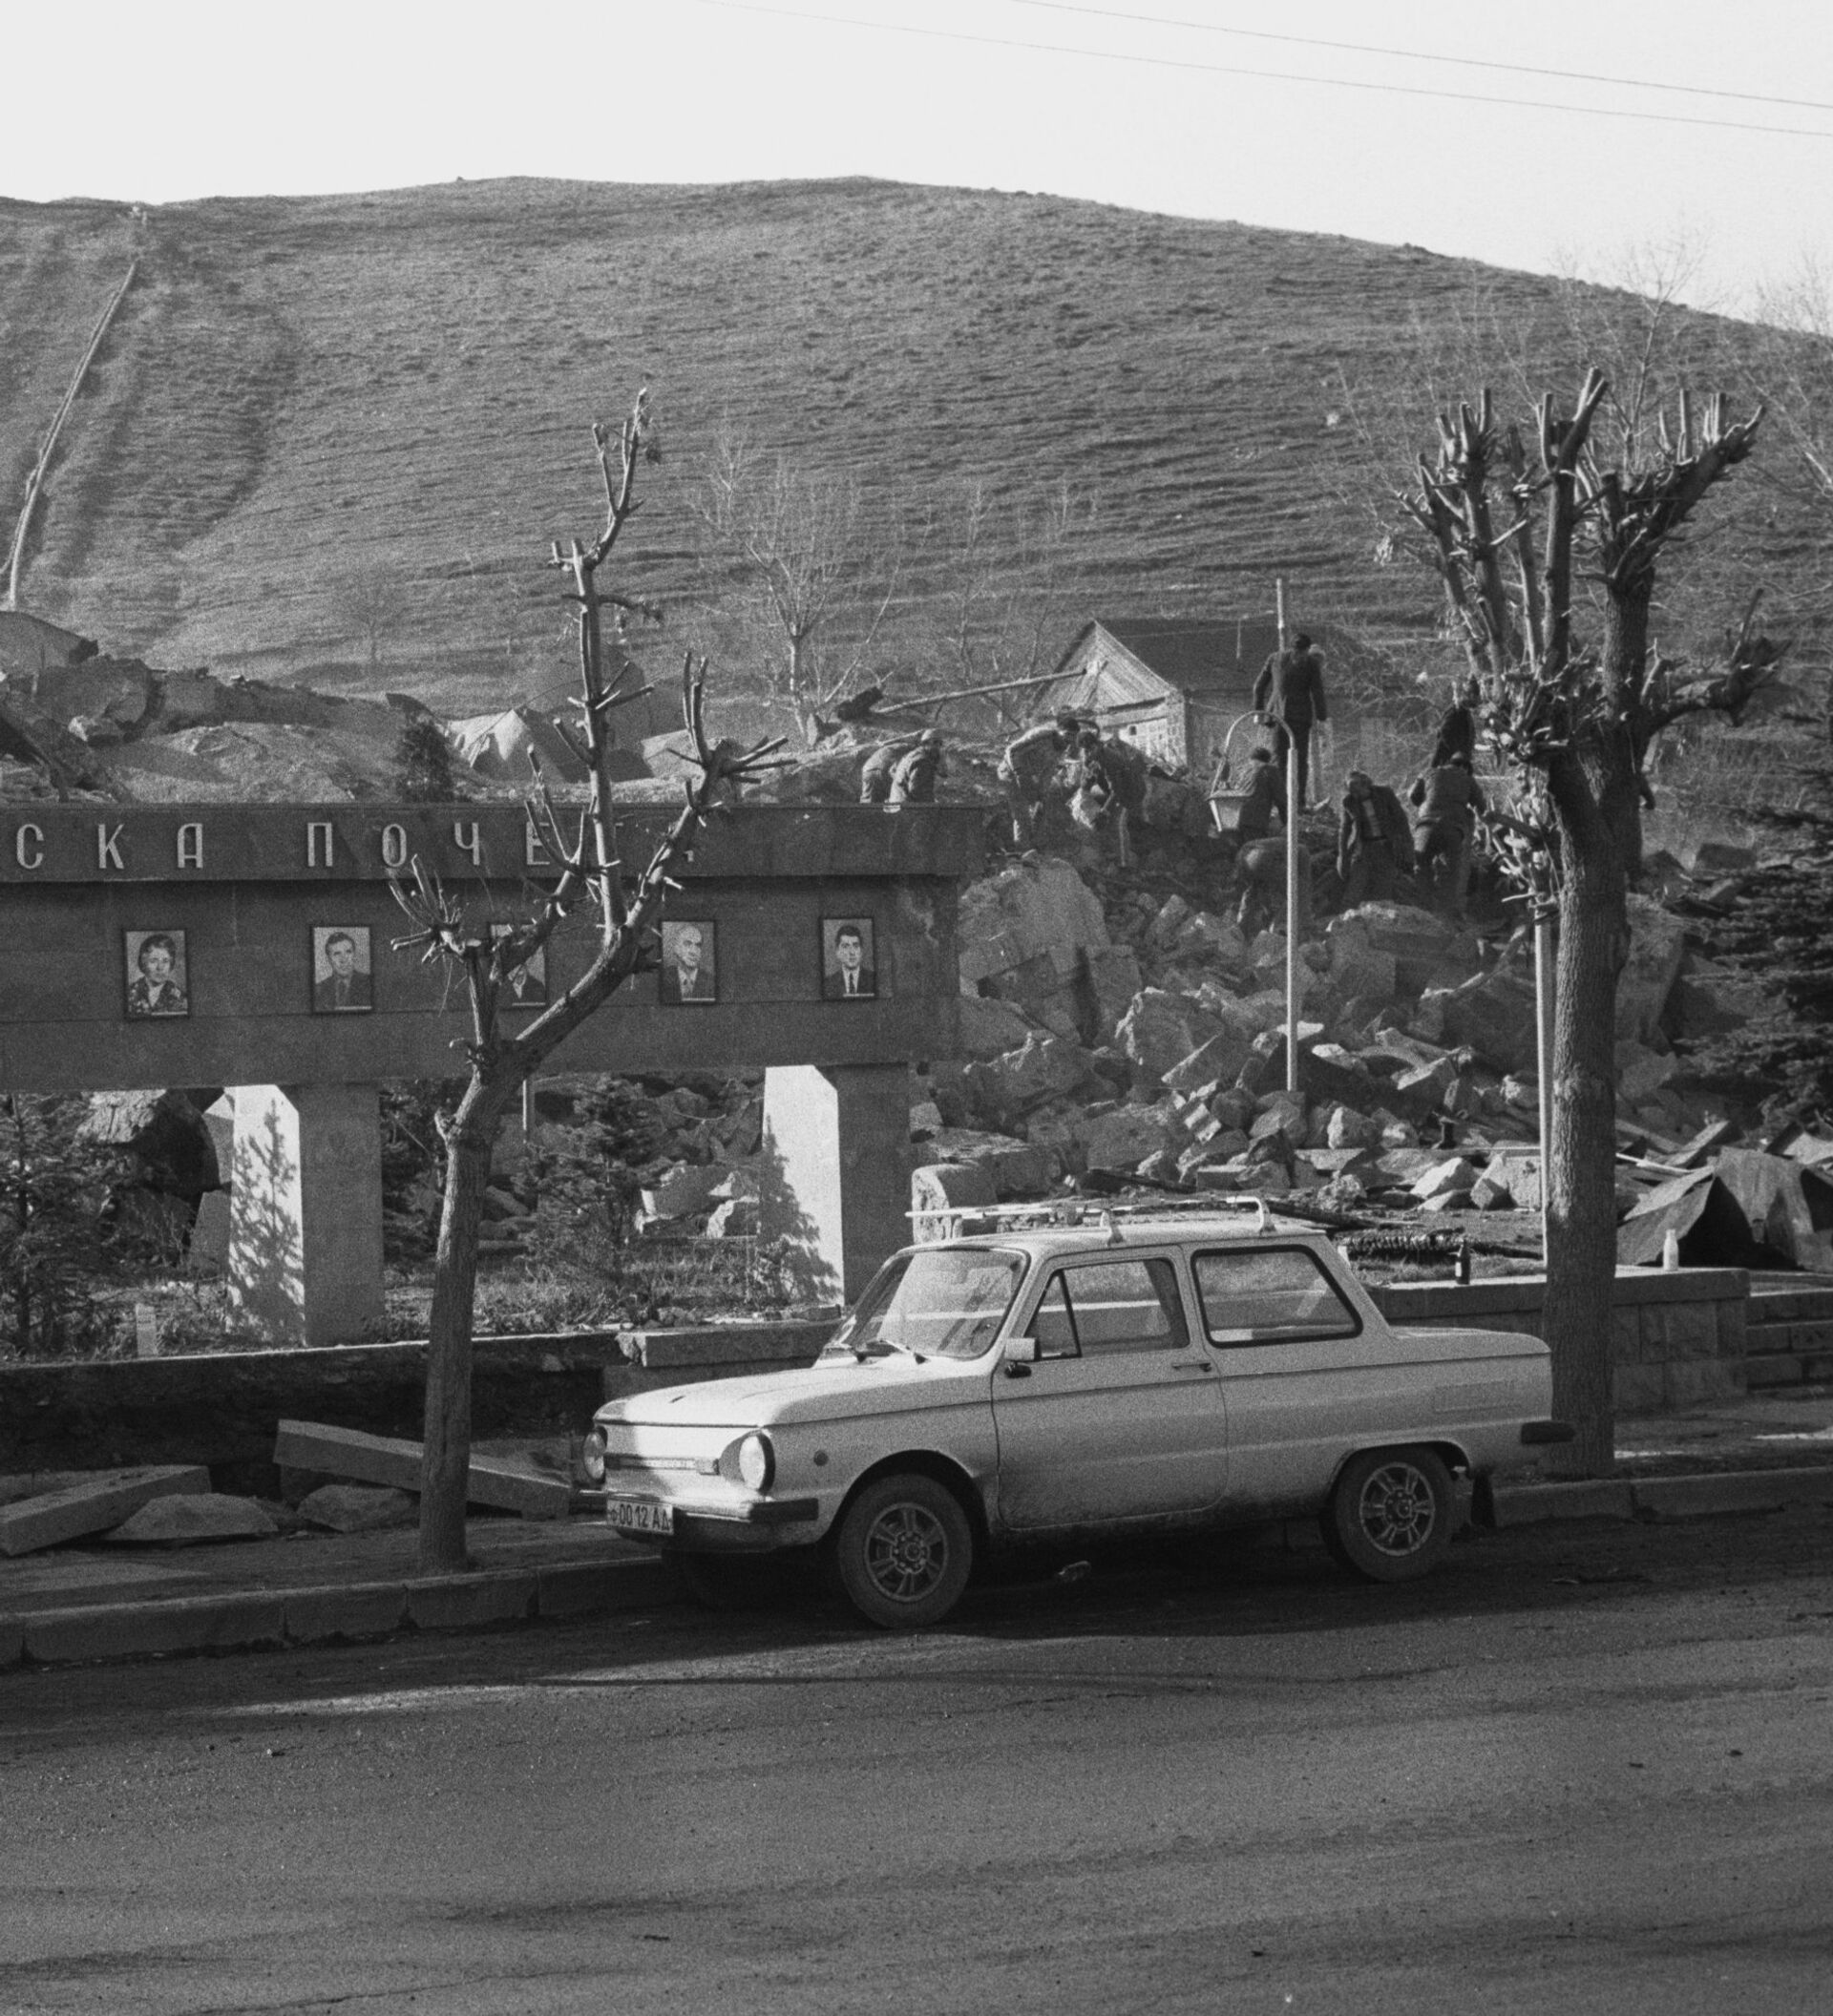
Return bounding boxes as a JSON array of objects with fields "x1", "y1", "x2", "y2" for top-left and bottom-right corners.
[{"x1": 0, "y1": 177, "x2": 1758, "y2": 716}]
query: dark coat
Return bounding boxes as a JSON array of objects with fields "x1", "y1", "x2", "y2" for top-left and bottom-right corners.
[
  {"x1": 313, "y1": 971, "x2": 371, "y2": 1013},
  {"x1": 1253, "y1": 646, "x2": 1329, "y2": 725}
]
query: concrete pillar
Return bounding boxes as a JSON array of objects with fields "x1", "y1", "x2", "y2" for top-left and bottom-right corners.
[
  {"x1": 759, "y1": 1063, "x2": 912, "y2": 1305},
  {"x1": 225, "y1": 1083, "x2": 385, "y2": 1347}
]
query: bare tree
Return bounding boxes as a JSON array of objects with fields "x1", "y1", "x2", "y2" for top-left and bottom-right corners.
[
  {"x1": 698, "y1": 435, "x2": 899, "y2": 746},
  {"x1": 391, "y1": 391, "x2": 784, "y2": 1572},
  {"x1": 1399, "y1": 376, "x2": 1781, "y2": 1474},
  {"x1": 923, "y1": 479, "x2": 1091, "y2": 723},
  {"x1": 335, "y1": 562, "x2": 404, "y2": 672}
]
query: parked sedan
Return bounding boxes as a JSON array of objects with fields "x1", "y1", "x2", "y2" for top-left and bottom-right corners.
[{"x1": 583, "y1": 1202, "x2": 1569, "y2": 1628}]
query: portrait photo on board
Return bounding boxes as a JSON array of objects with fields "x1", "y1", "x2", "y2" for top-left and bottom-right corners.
[
  {"x1": 491, "y1": 923, "x2": 548, "y2": 1008},
  {"x1": 658, "y1": 919, "x2": 717, "y2": 1004},
  {"x1": 311, "y1": 925, "x2": 374, "y2": 1014},
  {"x1": 123, "y1": 930, "x2": 190, "y2": 1019},
  {"x1": 821, "y1": 916, "x2": 877, "y2": 1000}
]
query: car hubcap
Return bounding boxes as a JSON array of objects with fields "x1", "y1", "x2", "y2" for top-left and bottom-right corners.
[
  {"x1": 1359, "y1": 1463, "x2": 1435, "y2": 1555},
  {"x1": 864, "y1": 1502, "x2": 948, "y2": 1603}
]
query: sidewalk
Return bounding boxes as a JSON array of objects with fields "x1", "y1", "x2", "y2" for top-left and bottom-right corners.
[{"x1": 5, "y1": 1386, "x2": 1833, "y2": 1672}]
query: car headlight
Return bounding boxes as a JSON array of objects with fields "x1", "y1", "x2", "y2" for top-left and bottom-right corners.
[
  {"x1": 735, "y1": 1431, "x2": 774, "y2": 1491},
  {"x1": 581, "y1": 1426, "x2": 609, "y2": 1484}
]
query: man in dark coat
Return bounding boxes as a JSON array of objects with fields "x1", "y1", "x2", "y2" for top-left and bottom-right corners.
[
  {"x1": 1252, "y1": 631, "x2": 1329, "y2": 812},
  {"x1": 1429, "y1": 677, "x2": 1481, "y2": 770},
  {"x1": 1337, "y1": 770, "x2": 1416, "y2": 908},
  {"x1": 1408, "y1": 752, "x2": 1487, "y2": 915}
]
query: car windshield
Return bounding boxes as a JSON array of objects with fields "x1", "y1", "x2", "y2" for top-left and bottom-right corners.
[{"x1": 823, "y1": 1248, "x2": 1026, "y2": 1362}]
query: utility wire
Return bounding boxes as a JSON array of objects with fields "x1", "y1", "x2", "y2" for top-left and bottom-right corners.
[
  {"x1": 692, "y1": 0, "x2": 1833, "y2": 139},
  {"x1": 1010, "y1": 0, "x2": 1833, "y2": 116}
]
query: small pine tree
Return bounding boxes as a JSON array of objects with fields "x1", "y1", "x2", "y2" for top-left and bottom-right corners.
[
  {"x1": 392, "y1": 717, "x2": 457, "y2": 803},
  {"x1": 0, "y1": 1096, "x2": 117, "y2": 1357}
]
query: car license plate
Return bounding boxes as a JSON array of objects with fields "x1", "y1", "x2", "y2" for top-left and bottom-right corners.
[{"x1": 606, "y1": 1498, "x2": 676, "y2": 1536}]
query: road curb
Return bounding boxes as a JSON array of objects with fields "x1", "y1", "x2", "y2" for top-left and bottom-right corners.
[
  {"x1": 3, "y1": 1468, "x2": 1830, "y2": 1670},
  {"x1": 1, "y1": 1553, "x2": 677, "y2": 1671}
]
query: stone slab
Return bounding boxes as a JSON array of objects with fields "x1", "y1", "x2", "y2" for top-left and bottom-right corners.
[
  {"x1": 273, "y1": 1421, "x2": 572, "y2": 1520},
  {"x1": 406, "y1": 1572, "x2": 538, "y2": 1630},
  {"x1": 1486, "y1": 1480, "x2": 1637, "y2": 1526},
  {"x1": 1631, "y1": 1469, "x2": 1833, "y2": 1520},
  {"x1": 283, "y1": 1581, "x2": 410, "y2": 1645},
  {"x1": 0, "y1": 1615, "x2": 23, "y2": 1669},
  {"x1": 0, "y1": 1465, "x2": 212, "y2": 1556},
  {"x1": 22, "y1": 1591, "x2": 286, "y2": 1664}
]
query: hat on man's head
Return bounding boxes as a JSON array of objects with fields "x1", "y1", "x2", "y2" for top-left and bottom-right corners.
[
  {"x1": 1293, "y1": 632, "x2": 1312, "y2": 651},
  {"x1": 920, "y1": 727, "x2": 943, "y2": 747}
]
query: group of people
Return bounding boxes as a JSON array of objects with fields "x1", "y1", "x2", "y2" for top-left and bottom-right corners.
[
  {"x1": 1230, "y1": 672, "x2": 1492, "y2": 931},
  {"x1": 858, "y1": 726, "x2": 948, "y2": 806},
  {"x1": 997, "y1": 712, "x2": 1150, "y2": 864}
]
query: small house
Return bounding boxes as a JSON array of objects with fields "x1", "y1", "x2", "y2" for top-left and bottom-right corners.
[{"x1": 1037, "y1": 617, "x2": 1366, "y2": 774}]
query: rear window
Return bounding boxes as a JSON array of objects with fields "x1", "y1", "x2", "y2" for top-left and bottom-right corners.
[{"x1": 1192, "y1": 1248, "x2": 1360, "y2": 1346}]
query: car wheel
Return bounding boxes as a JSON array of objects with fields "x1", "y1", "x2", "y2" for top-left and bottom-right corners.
[
  {"x1": 832, "y1": 1473, "x2": 974, "y2": 1629},
  {"x1": 1323, "y1": 1447, "x2": 1455, "y2": 1583}
]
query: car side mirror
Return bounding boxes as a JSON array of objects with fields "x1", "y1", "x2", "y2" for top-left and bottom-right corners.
[{"x1": 1003, "y1": 1335, "x2": 1040, "y2": 1364}]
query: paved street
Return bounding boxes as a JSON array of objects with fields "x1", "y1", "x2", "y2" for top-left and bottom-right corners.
[{"x1": 4, "y1": 1511, "x2": 1832, "y2": 2015}]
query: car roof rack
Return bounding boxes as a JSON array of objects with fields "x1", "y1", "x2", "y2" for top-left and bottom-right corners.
[{"x1": 908, "y1": 1193, "x2": 1275, "y2": 1244}]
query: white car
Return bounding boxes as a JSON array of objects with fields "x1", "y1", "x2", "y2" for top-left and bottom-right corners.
[{"x1": 583, "y1": 1200, "x2": 1570, "y2": 1628}]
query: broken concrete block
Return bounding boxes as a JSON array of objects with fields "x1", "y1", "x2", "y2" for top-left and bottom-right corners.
[
  {"x1": 106, "y1": 1494, "x2": 278, "y2": 1545},
  {"x1": 1326, "y1": 1104, "x2": 1382, "y2": 1150},
  {"x1": 1468, "y1": 1175, "x2": 1515, "y2": 1210},
  {"x1": 272, "y1": 1422, "x2": 571, "y2": 1520},
  {"x1": 957, "y1": 992, "x2": 1037, "y2": 1060},
  {"x1": 1117, "y1": 990, "x2": 1199, "y2": 1082},
  {"x1": 1413, "y1": 1157, "x2": 1481, "y2": 1201},
  {"x1": 1439, "y1": 969, "x2": 1540, "y2": 1072},
  {"x1": 296, "y1": 1483, "x2": 418, "y2": 1533},
  {"x1": 1085, "y1": 945, "x2": 1145, "y2": 1040},
  {"x1": 1078, "y1": 1103, "x2": 1181, "y2": 1172},
  {"x1": 1164, "y1": 1028, "x2": 1254, "y2": 1097},
  {"x1": 0, "y1": 1465, "x2": 212, "y2": 1557},
  {"x1": 1619, "y1": 893, "x2": 1687, "y2": 1044}
]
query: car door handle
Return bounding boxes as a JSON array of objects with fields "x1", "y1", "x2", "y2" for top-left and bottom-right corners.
[{"x1": 1169, "y1": 1359, "x2": 1213, "y2": 1374}]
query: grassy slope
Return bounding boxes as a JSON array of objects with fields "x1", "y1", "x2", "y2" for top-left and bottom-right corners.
[{"x1": 0, "y1": 177, "x2": 1795, "y2": 725}]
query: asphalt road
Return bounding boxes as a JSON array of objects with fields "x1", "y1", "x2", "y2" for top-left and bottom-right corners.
[{"x1": 3, "y1": 1511, "x2": 1832, "y2": 2016}]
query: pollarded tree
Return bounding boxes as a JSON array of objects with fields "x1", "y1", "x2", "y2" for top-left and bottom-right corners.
[
  {"x1": 1400, "y1": 375, "x2": 1782, "y2": 1474},
  {"x1": 392, "y1": 391, "x2": 783, "y2": 1572}
]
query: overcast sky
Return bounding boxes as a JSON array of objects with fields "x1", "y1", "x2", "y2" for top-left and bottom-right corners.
[{"x1": 5, "y1": 0, "x2": 1828, "y2": 318}]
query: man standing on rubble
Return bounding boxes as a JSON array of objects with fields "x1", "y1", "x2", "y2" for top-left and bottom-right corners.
[
  {"x1": 1252, "y1": 631, "x2": 1329, "y2": 813},
  {"x1": 1337, "y1": 768, "x2": 1416, "y2": 907},
  {"x1": 859, "y1": 735, "x2": 921, "y2": 805}
]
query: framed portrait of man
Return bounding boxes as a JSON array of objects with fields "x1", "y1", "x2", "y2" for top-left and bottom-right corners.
[
  {"x1": 124, "y1": 930, "x2": 190, "y2": 1019},
  {"x1": 492, "y1": 923, "x2": 548, "y2": 1008},
  {"x1": 821, "y1": 917, "x2": 877, "y2": 1000},
  {"x1": 658, "y1": 919, "x2": 717, "y2": 1004},
  {"x1": 311, "y1": 925, "x2": 374, "y2": 1014}
]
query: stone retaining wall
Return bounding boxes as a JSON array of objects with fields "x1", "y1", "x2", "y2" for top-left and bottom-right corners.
[{"x1": 1372, "y1": 1267, "x2": 1749, "y2": 1412}]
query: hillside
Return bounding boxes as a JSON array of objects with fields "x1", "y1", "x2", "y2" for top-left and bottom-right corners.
[{"x1": 0, "y1": 177, "x2": 1802, "y2": 723}]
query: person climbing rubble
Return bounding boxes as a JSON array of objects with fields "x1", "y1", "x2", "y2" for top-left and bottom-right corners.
[
  {"x1": 1408, "y1": 750, "x2": 1487, "y2": 916},
  {"x1": 859, "y1": 735, "x2": 921, "y2": 804},
  {"x1": 997, "y1": 713, "x2": 1081, "y2": 847},
  {"x1": 1337, "y1": 767, "x2": 1415, "y2": 907},
  {"x1": 1233, "y1": 745, "x2": 1287, "y2": 843},
  {"x1": 1428, "y1": 675, "x2": 1481, "y2": 770},
  {"x1": 1232, "y1": 834, "x2": 1309, "y2": 940},
  {"x1": 889, "y1": 728, "x2": 946, "y2": 804},
  {"x1": 1070, "y1": 727, "x2": 1149, "y2": 867}
]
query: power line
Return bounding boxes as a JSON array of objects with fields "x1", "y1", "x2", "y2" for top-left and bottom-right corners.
[
  {"x1": 1010, "y1": 0, "x2": 1833, "y2": 116},
  {"x1": 692, "y1": 0, "x2": 1833, "y2": 140}
]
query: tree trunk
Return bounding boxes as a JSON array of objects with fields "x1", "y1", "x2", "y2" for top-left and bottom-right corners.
[
  {"x1": 1542, "y1": 825, "x2": 1629, "y2": 1476},
  {"x1": 418, "y1": 1094, "x2": 504, "y2": 1572}
]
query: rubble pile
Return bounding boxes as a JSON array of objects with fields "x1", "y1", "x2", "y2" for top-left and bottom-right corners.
[{"x1": 914, "y1": 848, "x2": 1813, "y2": 1264}]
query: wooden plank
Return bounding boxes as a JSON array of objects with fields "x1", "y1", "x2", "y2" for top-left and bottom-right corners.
[
  {"x1": 0, "y1": 1464, "x2": 211, "y2": 1557},
  {"x1": 273, "y1": 1420, "x2": 570, "y2": 1521},
  {"x1": 1675, "y1": 1118, "x2": 1737, "y2": 1169}
]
